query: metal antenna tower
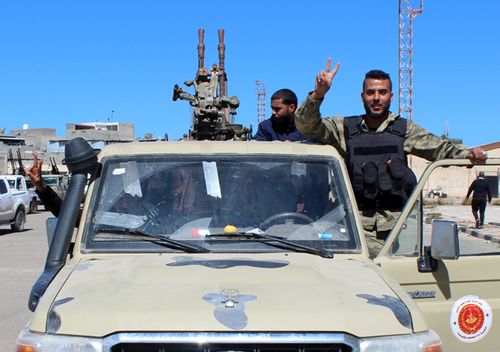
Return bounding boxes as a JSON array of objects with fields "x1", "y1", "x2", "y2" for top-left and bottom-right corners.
[
  {"x1": 256, "y1": 80, "x2": 266, "y2": 123},
  {"x1": 399, "y1": 0, "x2": 423, "y2": 122}
]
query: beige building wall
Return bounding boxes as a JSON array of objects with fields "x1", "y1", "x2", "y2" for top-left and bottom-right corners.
[
  {"x1": 9, "y1": 128, "x2": 57, "y2": 152},
  {"x1": 66, "y1": 122, "x2": 134, "y2": 141},
  {"x1": 410, "y1": 142, "x2": 500, "y2": 199}
]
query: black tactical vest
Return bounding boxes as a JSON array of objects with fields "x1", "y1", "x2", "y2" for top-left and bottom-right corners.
[{"x1": 344, "y1": 116, "x2": 417, "y2": 212}]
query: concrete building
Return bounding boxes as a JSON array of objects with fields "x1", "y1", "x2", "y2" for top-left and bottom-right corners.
[
  {"x1": 0, "y1": 121, "x2": 135, "y2": 174},
  {"x1": 46, "y1": 122, "x2": 135, "y2": 153},
  {"x1": 10, "y1": 127, "x2": 56, "y2": 151},
  {"x1": 411, "y1": 142, "x2": 500, "y2": 199},
  {"x1": 66, "y1": 122, "x2": 134, "y2": 141}
]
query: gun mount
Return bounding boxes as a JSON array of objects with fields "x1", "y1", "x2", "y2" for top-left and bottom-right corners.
[
  {"x1": 49, "y1": 157, "x2": 60, "y2": 175},
  {"x1": 173, "y1": 29, "x2": 251, "y2": 141},
  {"x1": 8, "y1": 149, "x2": 26, "y2": 176}
]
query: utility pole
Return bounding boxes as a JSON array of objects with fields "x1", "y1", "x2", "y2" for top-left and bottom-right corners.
[
  {"x1": 399, "y1": 0, "x2": 423, "y2": 122},
  {"x1": 256, "y1": 80, "x2": 266, "y2": 124}
]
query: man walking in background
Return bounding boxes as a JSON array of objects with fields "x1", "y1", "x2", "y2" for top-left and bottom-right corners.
[{"x1": 466, "y1": 171, "x2": 492, "y2": 228}]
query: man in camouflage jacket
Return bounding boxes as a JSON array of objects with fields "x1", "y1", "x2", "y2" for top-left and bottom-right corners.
[{"x1": 295, "y1": 58, "x2": 487, "y2": 257}]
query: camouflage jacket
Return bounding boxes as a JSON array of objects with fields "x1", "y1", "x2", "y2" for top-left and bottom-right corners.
[{"x1": 295, "y1": 93, "x2": 469, "y2": 232}]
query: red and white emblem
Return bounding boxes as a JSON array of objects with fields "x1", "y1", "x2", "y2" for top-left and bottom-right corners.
[{"x1": 450, "y1": 295, "x2": 493, "y2": 343}]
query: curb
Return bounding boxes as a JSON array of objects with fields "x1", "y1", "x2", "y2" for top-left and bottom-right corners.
[{"x1": 460, "y1": 227, "x2": 500, "y2": 244}]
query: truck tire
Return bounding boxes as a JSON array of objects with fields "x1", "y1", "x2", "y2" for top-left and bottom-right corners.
[
  {"x1": 11, "y1": 207, "x2": 26, "y2": 232},
  {"x1": 29, "y1": 199, "x2": 38, "y2": 213}
]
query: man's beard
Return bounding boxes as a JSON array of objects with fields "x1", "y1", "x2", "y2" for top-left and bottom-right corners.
[
  {"x1": 271, "y1": 114, "x2": 292, "y2": 131},
  {"x1": 364, "y1": 102, "x2": 390, "y2": 119}
]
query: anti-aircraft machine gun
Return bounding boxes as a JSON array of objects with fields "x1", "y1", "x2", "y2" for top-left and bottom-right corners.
[
  {"x1": 173, "y1": 29, "x2": 251, "y2": 141},
  {"x1": 49, "y1": 157, "x2": 60, "y2": 175},
  {"x1": 7, "y1": 149, "x2": 26, "y2": 176}
]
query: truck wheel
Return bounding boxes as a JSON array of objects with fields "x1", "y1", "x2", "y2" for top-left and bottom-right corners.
[
  {"x1": 11, "y1": 208, "x2": 26, "y2": 232},
  {"x1": 29, "y1": 199, "x2": 38, "y2": 213}
]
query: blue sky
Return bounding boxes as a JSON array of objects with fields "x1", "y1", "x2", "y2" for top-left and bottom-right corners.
[{"x1": 1, "y1": 1, "x2": 498, "y2": 147}]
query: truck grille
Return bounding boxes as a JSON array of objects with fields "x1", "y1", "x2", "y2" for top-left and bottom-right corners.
[
  {"x1": 105, "y1": 333, "x2": 356, "y2": 352},
  {"x1": 110, "y1": 343, "x2": 351, "y2": 352}
]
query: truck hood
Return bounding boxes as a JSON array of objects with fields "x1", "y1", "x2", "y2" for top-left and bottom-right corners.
[{"x1": 45, "y1": 254, "x2": 414, "y2": 337}]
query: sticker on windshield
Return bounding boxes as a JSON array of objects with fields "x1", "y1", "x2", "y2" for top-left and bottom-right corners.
[
  {"x1": 203, "y1": 161, "x2": 222, "y2": 198},
  {"x1": 450, "y1": 295, "x2": 492, "y2": 343},
  {"x1": 112, "y1": 168, "x2": 126, "y2": 175}
]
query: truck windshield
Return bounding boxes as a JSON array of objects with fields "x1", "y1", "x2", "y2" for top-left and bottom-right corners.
[{"x1": 84, "y1": 155, "x2": 359, "y2": 254}]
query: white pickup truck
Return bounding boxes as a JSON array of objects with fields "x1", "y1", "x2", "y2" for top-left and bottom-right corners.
[{"x1": 0, "y1": 175, "x2": 28, "y2": 231}]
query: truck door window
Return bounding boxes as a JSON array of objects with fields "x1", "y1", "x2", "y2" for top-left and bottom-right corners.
[
  {"x1": 390, "y1": 165, "x2": 500, "y2": 257},
  {"x1": 422, "y1": 165, "x2": 499, "y2": 256},
  {"x1": 390, "y1": 197, "x2": 421, "y2": 256}
]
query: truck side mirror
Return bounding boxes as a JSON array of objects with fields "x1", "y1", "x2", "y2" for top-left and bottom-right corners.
[
  {"x1": 418, "y1": 219, "x2": 459, "y2": 272},
  {"x1": 430, "y1": 220, "x2": 459, "y2": 260}
]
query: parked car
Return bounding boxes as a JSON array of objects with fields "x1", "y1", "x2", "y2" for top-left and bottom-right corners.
[
  {"x1": 3, "y1": 175, "x2": 35, "y2": 214},
  {"x1": 22, "y1": 177, "x2": 39, "y2": 213},
  {"x1": 0, "y1": 176, "x2": 27, "y2": 231}
]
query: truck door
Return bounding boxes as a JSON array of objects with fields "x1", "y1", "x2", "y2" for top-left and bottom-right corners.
[
  {"x1": 376, "y1": 159, "x2": 500, "y2": 351},
  {"x1": 0, "y1": 179, "x2": 13, "y2": 220}
]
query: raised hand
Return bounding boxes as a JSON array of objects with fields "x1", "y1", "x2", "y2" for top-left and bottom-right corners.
[
  {"x1": 25, "y1": 154, "x2": 46, "y2": 191},
  {"x1": 466, "y1": 147, "x2": 488, "y2": 164},
  {"x1": 312, "y1": 57, "x2": 341, "y2": 100}
]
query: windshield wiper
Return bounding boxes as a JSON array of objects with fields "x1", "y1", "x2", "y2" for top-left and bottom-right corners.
[
  {"x1": 206, "y1": 230, "x2": 333, "y2": 258},
  {"x1": 95, "y1": 226, "x2": 209, "y2": 253}
]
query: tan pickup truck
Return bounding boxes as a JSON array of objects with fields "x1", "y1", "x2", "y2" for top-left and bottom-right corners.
[{"x1": 16, "y1": 140, "x2": 500, "y2": 351}]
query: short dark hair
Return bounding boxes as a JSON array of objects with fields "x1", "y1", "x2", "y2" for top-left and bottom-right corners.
[
  {"x1": 363, "y1": 70, "x2": 392, "y2": 91},
  {"x1": 271, "y1": 88, "x2": 298, "y2": 106}
]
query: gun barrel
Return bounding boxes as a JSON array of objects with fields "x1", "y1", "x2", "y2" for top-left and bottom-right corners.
[
  {"x1": 198, "y1": 28, "x2": 205, "y2": 70},
  {"x1": 218, "y1": 28, "x2": 226, "y2": 97}
]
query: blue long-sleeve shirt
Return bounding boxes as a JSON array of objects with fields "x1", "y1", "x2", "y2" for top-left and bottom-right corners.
[{"x1": 253, "y1": 117, "x2": 310, "y2": 142}]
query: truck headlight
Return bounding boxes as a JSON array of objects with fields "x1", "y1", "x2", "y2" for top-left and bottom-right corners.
[
  {"x1": 16, "y1": 328, "x2": 103, "y2": 352},
  {"x1": 360, "y1": 330, "x2": 442, "y2": 352}
]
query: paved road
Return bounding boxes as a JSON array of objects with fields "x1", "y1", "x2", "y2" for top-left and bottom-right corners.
[
  {"x1": 434, "y1": 203, "x2": 500, "y2": 239},
  {"x1": 0, "y1": 211, "x2": 50, "y2": 350}
]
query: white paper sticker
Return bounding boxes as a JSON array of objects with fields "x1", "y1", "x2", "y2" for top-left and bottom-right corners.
[
  {"x1": 112, "y1": 168, "x2": 126, "y2": 175},
  {"x1": 203, "y1": 161, "x2": 221, "y2": 198},
  {"x1": 450, "y1": 295, "x2": 493, "y2": 343},
  {"x1": 118, "y1": 162, "x2": 143, "y2": 197}
]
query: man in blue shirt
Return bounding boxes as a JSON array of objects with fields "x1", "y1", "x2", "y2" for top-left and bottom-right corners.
[{"x1": 254, "y1": 89, "x2": 309, "y2": 141}]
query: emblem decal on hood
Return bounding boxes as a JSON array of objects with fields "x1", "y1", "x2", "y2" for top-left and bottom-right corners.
[{"x1": 203, "y1": 289, "x2": 256, "y2": 330}]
